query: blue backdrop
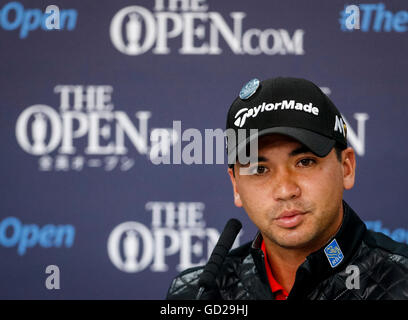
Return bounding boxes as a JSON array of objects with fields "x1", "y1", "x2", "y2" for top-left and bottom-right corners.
[{"x1": 1, "y1": 0, "x2": 408, "y2": 299}]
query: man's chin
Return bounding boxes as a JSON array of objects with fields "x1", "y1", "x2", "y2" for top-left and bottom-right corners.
[{"x1": 266, "y1": 228, "x2": 319, "y2": 250}]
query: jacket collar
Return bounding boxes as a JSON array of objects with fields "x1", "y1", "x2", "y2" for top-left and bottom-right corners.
[{"x1": 250, "y1": 200, "x2": 367, "y2": 299}]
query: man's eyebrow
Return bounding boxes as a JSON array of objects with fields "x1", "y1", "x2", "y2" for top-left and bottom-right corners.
[
  {"x1": 238, "y1": 147, "x2": 313, "y2": 165},
  {"x1": 256, "y1": 156, "x2": 268, "y2": 162},
  {"x1": 289, "y1": 146, "x2": 313, "y2": 157},
  {"x1": 237, "y1": 156, "x2": 268, "y2": 166}
]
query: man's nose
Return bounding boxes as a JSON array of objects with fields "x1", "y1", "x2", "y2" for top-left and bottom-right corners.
[{"x1": 272, "y1": 169, "x2": 301, "y2": 201}]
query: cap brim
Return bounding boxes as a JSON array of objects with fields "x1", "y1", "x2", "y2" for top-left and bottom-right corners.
[{"x1": 230, "y1": 127, "x2": 336, "y2": 166}]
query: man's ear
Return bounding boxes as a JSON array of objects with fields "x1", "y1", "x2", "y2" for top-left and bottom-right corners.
[
  {"x1": 228, "y1": 167, "x2": 243, "y2": 207},
  {"x1": 342, "y1": 147, "x2": 356, "y2": 190}
]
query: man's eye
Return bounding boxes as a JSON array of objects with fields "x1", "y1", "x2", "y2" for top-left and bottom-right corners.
[
  {"x1": 297, "y1": 158, "x2": 316, "y2": 167},
  {"x1": 249, "y1": 165, "x2": 268, "y2": 175}
]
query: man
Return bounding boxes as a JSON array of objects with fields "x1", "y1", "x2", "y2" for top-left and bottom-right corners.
[{"x1": 167, "y1": 77, "x2": 408, "y2": 300}]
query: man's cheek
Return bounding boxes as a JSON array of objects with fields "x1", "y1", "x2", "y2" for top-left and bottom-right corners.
[{"x1": 243, "y1": 203, "x2": 264, "y2": 226}]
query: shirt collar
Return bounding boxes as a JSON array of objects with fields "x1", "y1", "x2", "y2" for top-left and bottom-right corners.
[{"x1": 260, "y1": 240, "x2": 289, "y2": 297}]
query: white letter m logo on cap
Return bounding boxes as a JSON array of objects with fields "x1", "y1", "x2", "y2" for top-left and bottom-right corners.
[{"x1": 334, "y1": 115, "x2": 346, "y2": 137}]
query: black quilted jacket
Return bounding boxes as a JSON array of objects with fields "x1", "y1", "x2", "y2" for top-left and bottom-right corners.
[{"x1": 167, "y1": 201, "x2": 408, "y2": 300}]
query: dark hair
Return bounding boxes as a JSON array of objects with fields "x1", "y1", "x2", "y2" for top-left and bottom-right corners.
[{"x1": 334, "y1": 143, "x2": 346, "y2": 162}]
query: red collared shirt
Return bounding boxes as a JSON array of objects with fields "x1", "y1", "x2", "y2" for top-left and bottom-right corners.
[{"x1": 261, "y1": 240, "x2": 289, "y2": 300}]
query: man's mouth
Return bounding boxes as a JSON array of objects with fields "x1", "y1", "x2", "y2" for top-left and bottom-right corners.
[{"x1": 274, "y1": 210, "x2": 308, "y2": 228}]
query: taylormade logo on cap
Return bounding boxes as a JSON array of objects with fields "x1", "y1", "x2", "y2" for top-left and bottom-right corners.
[{"x1": 234, "y1": 99, "x2": 320, "y2": 128}]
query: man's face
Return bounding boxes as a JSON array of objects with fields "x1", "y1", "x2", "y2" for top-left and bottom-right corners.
[{"x1": 228, "y1": 134, "x2": 356, "y2": 251}]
